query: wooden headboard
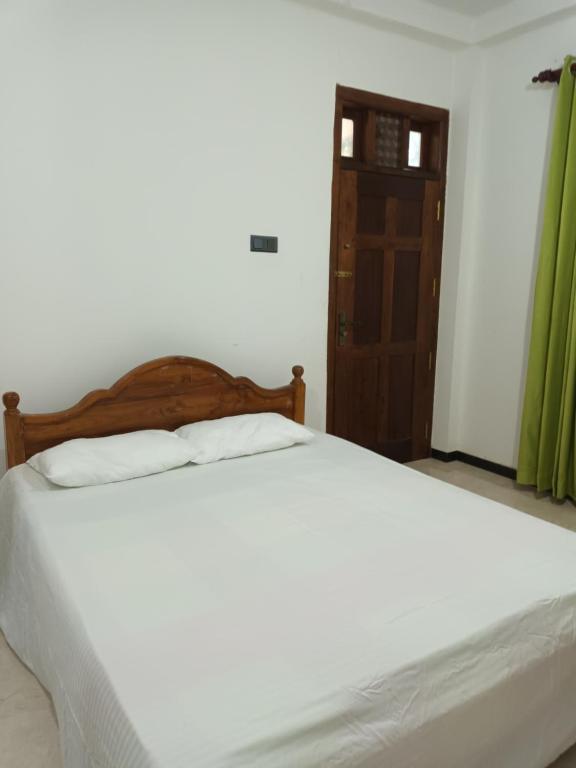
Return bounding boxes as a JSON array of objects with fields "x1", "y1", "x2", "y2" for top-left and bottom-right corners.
[{"x1": 2, "y1": 356, "x2": 305, "y2": 469}]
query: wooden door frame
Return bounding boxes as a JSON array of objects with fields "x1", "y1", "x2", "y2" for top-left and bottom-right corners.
[{"x1": 326, "y1": 85, "x2": 449, "y2": 441}]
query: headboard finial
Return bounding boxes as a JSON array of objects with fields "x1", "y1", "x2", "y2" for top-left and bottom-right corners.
[
  {"x1": 291, "y1": 365, "x2": 304, "y2": 380},
  {"x1": 290, "y1": 366, "x2": 305, "y2": 425},
  {"x1": 3, "y1": 392, "x2": 20, "y2": 412}
]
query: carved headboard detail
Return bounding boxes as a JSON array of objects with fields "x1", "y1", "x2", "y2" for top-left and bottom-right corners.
[{"x1": 3, "y1": 356, "x2": 305, "y2": 469}]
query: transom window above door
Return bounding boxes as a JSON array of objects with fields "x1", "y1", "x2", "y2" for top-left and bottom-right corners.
[{"x1": 340, "y1": 104, "x2": 443, "y2": 177}]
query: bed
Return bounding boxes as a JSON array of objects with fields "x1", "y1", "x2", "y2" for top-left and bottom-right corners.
[{"x1": 2, "y1": 356, "x2": 576, "y2": 768}]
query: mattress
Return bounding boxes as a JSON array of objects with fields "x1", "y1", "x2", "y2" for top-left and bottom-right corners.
[{"x1": 2, "y1": 431, "x2": 576, "y2": 768}]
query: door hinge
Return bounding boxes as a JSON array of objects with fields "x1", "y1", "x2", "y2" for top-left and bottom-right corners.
[
  {"x1": 428, "y1": 351, "x2": 433, "y2": 371},
  {"x1": 425, "y1": 422, "x2": 430, "y2": 440},
  {"x1": 436, "y1": 200, "x2": 441, "y2": 221},
  {"x1": 335, "y1": 270, "x2": 353, "y2": 279},
  {"x1": 432, "y1": 277, "x2": 437, "y2": 298}
]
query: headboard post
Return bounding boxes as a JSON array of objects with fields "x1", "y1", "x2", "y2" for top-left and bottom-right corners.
[
  {"x1": 3, "y1": 392, "x2": 25, "y2": 469},
  {"x1": 291, "y1": 366, "x2": 305, "y2": 424}
]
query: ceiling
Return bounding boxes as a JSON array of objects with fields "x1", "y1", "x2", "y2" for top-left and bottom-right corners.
[
  {"x1": 421, "y1": 0, "x2": 514, "y2": 16},
  {"x1": 316, "y1": 0, "x2": 576, "y2": 45}
]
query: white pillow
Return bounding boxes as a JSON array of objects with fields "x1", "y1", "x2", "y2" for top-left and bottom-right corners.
[
  {"x1": 28, "y1": 430, "x2": 192, "y2": 487},
  {"x1": 176, "y1": 413, "x2": 313, "y2": 465}
]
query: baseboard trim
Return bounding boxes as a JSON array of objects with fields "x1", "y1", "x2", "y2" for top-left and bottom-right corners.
[{"x1": 430, "y1": 449, "x2": 516, "y2": 481}]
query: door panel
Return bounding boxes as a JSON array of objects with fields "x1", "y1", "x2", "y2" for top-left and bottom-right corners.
[
  {"x1": 334, "y1": 356, "x2": 379, "y2": 448},
  {"x1": 391, "y1": 250, "x2": 420, "y2": 342},
  {"x1": 354, "y1": 250, "x2": 384, "y2": 345},
  {"x1": 357, "y1": 194, "x2": 387, "y2": 235},
  {"x1": 388, "y1": 354, "x2": 414, "y2": 439},
  {"x1": 397, "y1": 199, "x2": 423, "y2": 237},
  {"x1": 332, "y1": 168, "x2": 442, "y2": 461}
]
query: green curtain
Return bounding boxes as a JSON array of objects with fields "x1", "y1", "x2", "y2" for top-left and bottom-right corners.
[{"x1": 517, "y1": 56, "x2": 576, "y2": 499}]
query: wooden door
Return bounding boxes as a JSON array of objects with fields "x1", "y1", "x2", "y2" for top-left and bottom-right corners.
[{"x1": 327, "y1": 87, "x2": 448, "y2": 462}]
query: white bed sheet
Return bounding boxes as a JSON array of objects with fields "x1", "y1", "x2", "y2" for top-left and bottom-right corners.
[{"x1": 2, "y1": 432, "x2": 576, "y2": 768}]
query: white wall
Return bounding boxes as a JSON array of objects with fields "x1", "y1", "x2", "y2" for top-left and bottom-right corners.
[
  {"x1": 446, "y1": 17, "x2": 576, "y2": 467},
  {"x1": 5, "y1": 0, "x2": 564, "y2": 473},
  {"x1": 0, "y1": 0, "x2": 457, "y2": 471},
  {"x1": 432, "y1": 45, "x2": 486, "y2": 453}
]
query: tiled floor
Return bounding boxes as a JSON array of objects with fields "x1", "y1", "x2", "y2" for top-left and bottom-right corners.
[
  {"x1": 0, "y1": 632, "x2": 61, "y2": 768},
  {"x1": 410, "y1": 458, "x2": 576, "y2": 533},
  {"x1": 2, "y1": 458, "x2": 576, "y2": 767}
]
